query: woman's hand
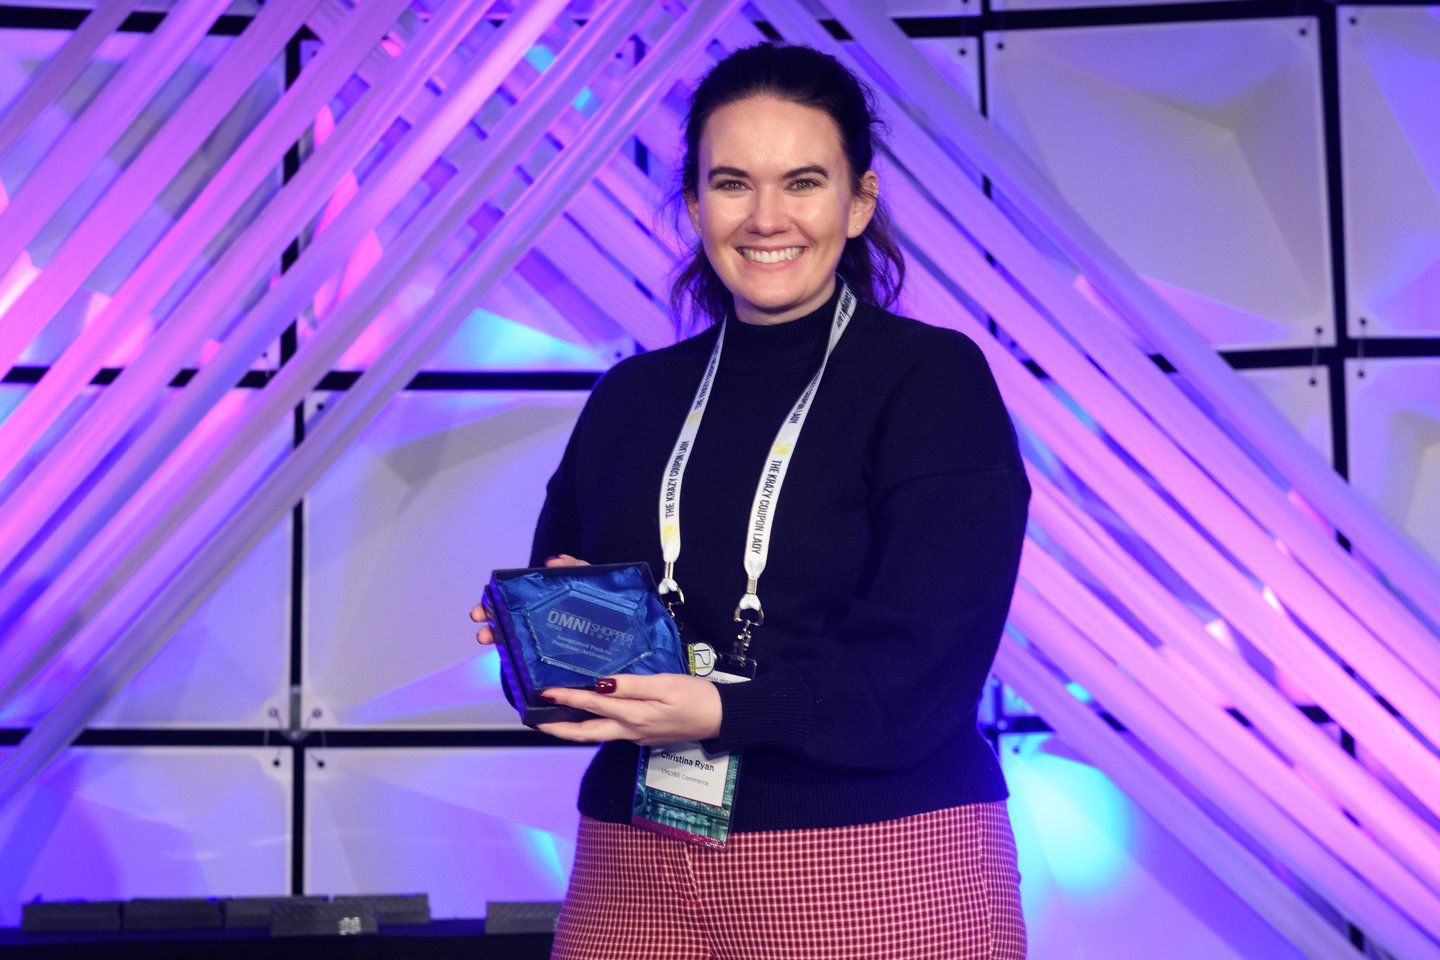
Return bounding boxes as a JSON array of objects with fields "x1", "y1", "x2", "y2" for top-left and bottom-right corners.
[
  {"x1": 470, "y1": 554, "x2": 588, "y2": 645},
  {"x1": 536, "y1": 673, "x2": 722, "y2": 745}
]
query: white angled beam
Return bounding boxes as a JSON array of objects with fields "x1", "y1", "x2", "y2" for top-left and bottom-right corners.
[
  {"x1": 815, "y1": 0, "x2": 1440, "y2": 631},
  {"x1": 1024, "y1": 466, "x2": 1440, "y2": 893},
  {"x1": 0, "y1": 0, "x2": 323, "y2": 380},
  {"x1": 0, "y1": 0, "x2": 745, "y2": 813},
  {"x1": 0, "y1": 0, "x2": 417, "y2": 500},
  {"x1": 994, "y1": 637, "x2": 1400, "y2": 960},
  {"x1": 0, "y1": 0, "x2": 146, "y2": 159},
  {"x1": 0, "y1": 0, "x2": 497, "y2": 634},
  {"x1": 0, "y1": 0, "x2": 234, "y2": 311}
]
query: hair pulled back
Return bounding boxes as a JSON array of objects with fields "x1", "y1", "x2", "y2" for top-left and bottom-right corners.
[{"x1": 670, "y1": 43, "x2": 905, "y2": 330}]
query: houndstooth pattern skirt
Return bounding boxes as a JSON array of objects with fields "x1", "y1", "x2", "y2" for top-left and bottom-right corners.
[{"x1": 550, "y1": 801, "x2": 1027, "y2": 960}]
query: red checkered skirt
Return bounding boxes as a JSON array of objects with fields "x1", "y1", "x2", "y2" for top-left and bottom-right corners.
[{"x1": 550, "y1": 801, "x2": 1026, "y2": 960}]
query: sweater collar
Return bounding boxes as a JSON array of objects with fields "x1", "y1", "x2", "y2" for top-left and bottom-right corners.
[{"x1": 719, "y1": 283, "x2": 844, "y2": 367}]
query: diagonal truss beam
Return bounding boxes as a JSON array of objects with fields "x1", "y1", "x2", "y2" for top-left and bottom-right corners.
[{"x1": 0, "y1": 0, "x2": 745, "y2": 811}]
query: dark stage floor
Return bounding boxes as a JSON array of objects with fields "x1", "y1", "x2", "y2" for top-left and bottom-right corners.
[{"x1": 0, "y1": 920, "x2": 554, "y2": 959}]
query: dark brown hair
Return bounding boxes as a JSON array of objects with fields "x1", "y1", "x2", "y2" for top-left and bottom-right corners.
[{"x1": 670, "y1": 43, "x2": 905, "y2": 331}]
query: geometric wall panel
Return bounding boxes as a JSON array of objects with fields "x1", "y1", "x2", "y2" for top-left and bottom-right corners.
[
  {"x1": 1238, "y1": 365, "x2": 1333, "y2": 466},
  {"x1": 302, "y1": 391, "x2": 586, "y2": 728},
  {"x1": 0, "y1": 514, "x2": 290, "y2": 728},
  {"x1": 305, "y1": 747, "x2": 595, "y2": 919},
  {"x1": 1345, "y1": 357, "x2": 1440, "y2": 564},
  {"x1": 411, "y1": 298, "x2": 636, "y2": 373},
  {"x1": 1338, "y1": 5, "x2": 1440, "y2": 338},
  {"x1": 86, "y1": 514, "x2": 291, "y2": 729},
  {"x1": 1002, "y1": 734, "x2": 1309, "y2": 960},
  {"x1": 912, "y1": 36, "x2": 981, "y2": 109},
  {"x1": 986, "y1": 19, "x2": 1333, "y2": 350},
  {"x1": 0, "y1": 747, "x2": 290, "y2": 926},
  {"x1": 0, "y1": 391, "x2": 291, "y2": 728}
]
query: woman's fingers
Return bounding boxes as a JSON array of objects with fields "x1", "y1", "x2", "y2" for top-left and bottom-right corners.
[
  {"x1": 535, "y1": 718, "x2": 627, "y2": 743},
  {"x1": 535, "y1": 674, "x2": 721, "y2": 743},
  {"x1": 469, "y1": 604, "x2": 497, "y2": 644},
  {"x1": 543, "y1": 554, "x2": 589, "y2": 567}
]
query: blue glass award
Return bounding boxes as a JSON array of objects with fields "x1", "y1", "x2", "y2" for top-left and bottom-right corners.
[{"x1": 484, "y1": 563, "x2": 686, "y2": 725}]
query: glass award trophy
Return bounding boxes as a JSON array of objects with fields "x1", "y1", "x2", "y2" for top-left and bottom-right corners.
[{"x1": 483, "y1": 563, "x2": 687, "y2": 725}]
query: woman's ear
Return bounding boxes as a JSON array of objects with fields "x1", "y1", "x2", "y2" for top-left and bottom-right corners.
[
  {"x1": 686, "y1": 192, "x2": 702, "y2": 236},
  {"x1": 848, "y1": 170, "x2": 879, "y2": 238}
]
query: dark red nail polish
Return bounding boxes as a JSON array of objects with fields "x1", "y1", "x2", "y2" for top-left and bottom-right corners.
[
  {"x1": 538, "y1": 690, "x2": 557, "y2": 703},
  {"x1": 594, "y1": 677, "x2": 617, "y2": 694}
]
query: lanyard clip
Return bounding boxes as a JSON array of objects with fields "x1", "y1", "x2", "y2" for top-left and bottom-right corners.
[
  {"x1": 659, "y1": 562, "x2": 686, "y2": 628},
  {"x1": 733, "y1": 587, "x2": 763, "y2": 658}
]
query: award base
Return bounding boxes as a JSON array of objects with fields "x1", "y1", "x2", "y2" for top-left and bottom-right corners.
[{"x1": 484, "y1": 562, "x2": 686, "y2": 727}]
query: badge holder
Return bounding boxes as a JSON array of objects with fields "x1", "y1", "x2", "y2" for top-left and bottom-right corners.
[{"x1": 630, "y1": 612, "x2": 760, "y2": 849}]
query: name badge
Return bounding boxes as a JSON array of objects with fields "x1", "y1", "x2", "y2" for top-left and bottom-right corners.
[{"x1": 631, "y1": 643, "x2": 752, "y2": 848}]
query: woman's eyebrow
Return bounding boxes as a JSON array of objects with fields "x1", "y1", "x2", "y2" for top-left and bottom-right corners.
[
  {"x1": 706, "y1": 164, "x2": 830, "y2": 180},
  {"x1": 784, "y1": 164, "x2": 829, "y2": 179},
  {"x1": 707, "y1": 165, "x2": 749, "y2": 179}
]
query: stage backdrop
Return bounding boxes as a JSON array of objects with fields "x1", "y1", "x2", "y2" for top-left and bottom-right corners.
[{"x1": 0, "y1": 2, "x2": 1437, "y2": 957}]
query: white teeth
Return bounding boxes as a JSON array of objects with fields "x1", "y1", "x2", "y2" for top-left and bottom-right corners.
[{"x1": 742, "y1": 247, "x2": 802, "y2": 264}]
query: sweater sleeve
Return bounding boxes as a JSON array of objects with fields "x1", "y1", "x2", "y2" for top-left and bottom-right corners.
[
  {"x1": 711, "y1": 330, "x2": 1029, "y2": 771},
  {"x1": 528, "y1": 388, "x2": 596, "y2": 567}
]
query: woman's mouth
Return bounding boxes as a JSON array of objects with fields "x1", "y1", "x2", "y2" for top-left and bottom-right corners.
[{"x1": 740, "y1": 246, "x2": 804, "y2": 264}]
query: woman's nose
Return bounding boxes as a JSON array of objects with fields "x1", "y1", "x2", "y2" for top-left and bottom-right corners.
[{"x1": 746, "y1": 186, "x2": 786, "y2": 234}]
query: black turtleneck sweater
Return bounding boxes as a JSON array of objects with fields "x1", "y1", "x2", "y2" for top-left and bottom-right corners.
[{"x1": 530, "y1": 287, "x2": 1029, "y2": 832}]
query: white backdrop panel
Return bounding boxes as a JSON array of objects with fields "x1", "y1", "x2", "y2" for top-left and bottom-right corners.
[
  {"x1": 304, "y1": 746, "x2": 595, "y2": 918},
  {"x1": 337, "y1": 285, "x2": 637, "y2": 373},
  {"x1": 1001, "y1": 733, "x2": 1309, "y2": 960},
  {"x1": 0, "y1": 747, "x2": 290, "y2": 925},
  {"x1": 913, "y1": 36, "x2": 982, "y2": 107},
  {"x1": 1339, "y1": 5, "x2": 1440, "y2": 339},
  {"x1": 85, "y1": 514, "x2": 290, "y2": 728},
  {"x1": 1238, "y1": 366, "x2": 1333, "y2": 467},
  {"x1": 1345, "y1": 357, "x2": 1440, "y2": 564},
  {"x1": 303, "y1": 390, "x2": 585, "y2": 728},
  {"x1": 0, "y1": 389, "x2": 291, "y2": 728},
  {"x1": 985, "y1": 19, "x2": 1333, "y2": 350}
]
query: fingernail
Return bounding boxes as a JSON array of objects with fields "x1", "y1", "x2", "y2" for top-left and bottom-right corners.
[
  {"x1": 538, "y1": 690, "x2": 558, "y2": 703},
  {"x1": 594, "y1": 677, "x2": 617, "y2": 694}
]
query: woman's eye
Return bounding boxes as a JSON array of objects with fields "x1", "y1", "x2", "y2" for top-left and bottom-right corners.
[
  {"x1": 789, "y1": 178, "x2": 821, "y2": 190},
  {"x1": 714, "y1": 179, "x2": 746, "y2": 191}
]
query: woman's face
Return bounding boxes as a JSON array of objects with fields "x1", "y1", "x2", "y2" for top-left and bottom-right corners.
[{"x1": 688, "y1": 96, "x2": 878, "y2": 326}]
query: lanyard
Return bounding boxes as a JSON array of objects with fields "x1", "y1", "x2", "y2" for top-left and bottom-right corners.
[{"x1": 657, "y1": 280, "x2": 857, "y2": 656}]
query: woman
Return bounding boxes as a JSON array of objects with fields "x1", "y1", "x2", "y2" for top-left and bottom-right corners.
[{"x1": 473, "y1": 42, "x2": 1029, "y2": 960}]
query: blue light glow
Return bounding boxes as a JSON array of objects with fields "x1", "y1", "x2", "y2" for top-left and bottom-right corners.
[
  {"x1": 0, "y1": 385, "x2": 23, "y2": 428},
  {"x1": 473, "y1": 648, "x2": 501, "y2": 686},
  {"x1": 1006, "y1": 733, "x2": 1132, "y2": 894},
  {"x1": 525, "y1": 45, "x2": 556, "y2": 73},
  {"x1": 519, "y1": 826, "x2": 570, "y2": 890},
  {"x1": 451, "y1": 308, "x2": 614, "y2": 369},
  {"x1": 524, "y1": 44, "x2": 595, "y2": 112}
]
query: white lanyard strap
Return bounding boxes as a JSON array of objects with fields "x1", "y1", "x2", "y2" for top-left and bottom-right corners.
[
  {"x1": 657, "y1": 317, "x2": 725, "y2": 606},
  {"x1": 657, "y1": 281, "x2": 857, "y2": 645}
]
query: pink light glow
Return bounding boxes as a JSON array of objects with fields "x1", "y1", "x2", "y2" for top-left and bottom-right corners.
[
  {"x1": 0, "y1": 255, "x2": 39, "y2": 321},
  {"x1": 309, "y1": 106, "x2": 384, "y2": 322},
  {"x1": 0, "y1": 176, "x2": 40, "y2": 318},
  {"x1": 1262, "y1": 585, "x2": 1284, "y2": 613}
]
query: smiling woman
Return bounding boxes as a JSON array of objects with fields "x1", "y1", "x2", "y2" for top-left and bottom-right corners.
[
  {"x1": 670, "y1": 43, "x2": 904, "y2": 334},
  {"x1": 474, "y1": 42, "x2": 1030, "y2": 960},
  {"x1": 686, "y1": 96, "x2": 878, "y2": 325}
]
